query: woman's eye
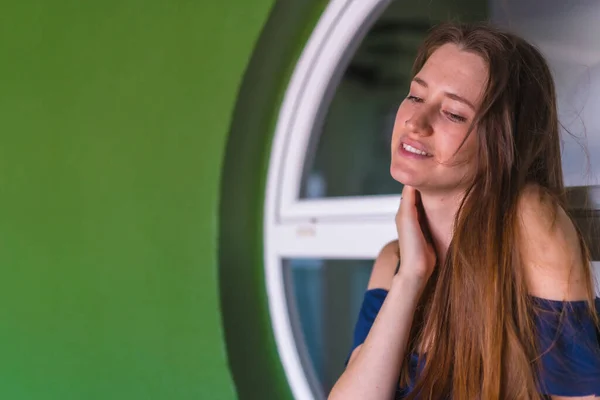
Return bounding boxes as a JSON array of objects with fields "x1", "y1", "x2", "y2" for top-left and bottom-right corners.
[
  {"x1": 407, "y1": 95, "x2": 423, "y2": 103},
  {"x1": 444, "y1": 111, "x2": 467, "y2": 123}
]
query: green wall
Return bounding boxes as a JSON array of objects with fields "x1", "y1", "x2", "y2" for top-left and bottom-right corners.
[
  {"x1": 0, "y1": 0, "x2": 491, "y2": 399},
  {"x1": 0, "y1": 1, "x2": 274, "y2": 398}
]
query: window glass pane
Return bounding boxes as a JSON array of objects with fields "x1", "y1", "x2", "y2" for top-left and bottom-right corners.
[
  {"x1": 283, "y1": 258, "x2": 373, "y2": 398},
  {"x1": 299, "y1": 7, "x2": 426, "y2": 199},
  {"x1": 299, "y1": 1, "x2": 487, "y2": 199}
]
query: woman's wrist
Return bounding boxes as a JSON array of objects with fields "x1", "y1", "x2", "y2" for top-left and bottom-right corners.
[{"x1": 391, "y1": 268, "x2": 429, "y2": 298}]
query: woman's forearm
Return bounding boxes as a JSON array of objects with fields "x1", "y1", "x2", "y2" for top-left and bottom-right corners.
[{"x1": 328, "y1": 273, "x2": 425, "y2": 400}]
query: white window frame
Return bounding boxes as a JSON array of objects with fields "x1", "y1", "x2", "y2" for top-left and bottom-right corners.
[
  {"x1": 270, "y1": 0, "x2": 399, "y2": 224},
  {"x1": 263, "y1": 0, "x2": 398, "y2": 399}
]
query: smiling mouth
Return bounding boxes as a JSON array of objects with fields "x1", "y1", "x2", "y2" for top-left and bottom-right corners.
[{"x1": 402, "y1": 142, "x2": 432, "y2": 157}]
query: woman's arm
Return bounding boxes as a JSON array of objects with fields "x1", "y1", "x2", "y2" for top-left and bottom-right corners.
[
  {"x1": 329, "y1": 187, "x2": 436, "y2": 400},
  {"x1": 328, "y1": 264, "x2": 425, "y2": 400},
  {"x1": 345, "y1": 240, "x2": 399, "y2": 366}
]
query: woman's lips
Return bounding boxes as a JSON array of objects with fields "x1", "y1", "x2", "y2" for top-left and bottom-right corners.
[{"x1": 398, "y1": 141, "x2": 433, "y2": 159}]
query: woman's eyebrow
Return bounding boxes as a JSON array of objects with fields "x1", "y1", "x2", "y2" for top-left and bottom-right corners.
[{"x1": 412, "y1": 77, "x2": 476, "y2": 111}]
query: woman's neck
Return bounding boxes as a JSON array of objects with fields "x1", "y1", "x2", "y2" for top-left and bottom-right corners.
[{"x1": 418, "y1": 190, "x2": 465, "y2": 262}]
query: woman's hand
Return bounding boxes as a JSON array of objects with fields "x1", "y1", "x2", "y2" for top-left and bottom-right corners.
[{"x1": 395, "y1": 185, "x2": 437, "y2": 285}]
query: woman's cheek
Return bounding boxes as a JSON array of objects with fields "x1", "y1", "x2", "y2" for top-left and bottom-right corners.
[
  {"x1": 454, "y1": 136, "x2": 478, "y2": 165},
  {"x1": 437, "y1": 136, "x2": 469, "y2": 165}
]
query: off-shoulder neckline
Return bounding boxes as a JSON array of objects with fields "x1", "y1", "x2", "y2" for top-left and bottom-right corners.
[{"x1": 364, "y1": 287, "x2": 600, "y2": 306}]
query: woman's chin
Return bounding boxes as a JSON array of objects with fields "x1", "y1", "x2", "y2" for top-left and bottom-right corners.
[{"x1": 390, "y1": 164, "x2": 420, "y2": 187}]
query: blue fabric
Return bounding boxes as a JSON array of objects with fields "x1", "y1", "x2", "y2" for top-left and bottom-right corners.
[{"x1": 346, "y1": 288, "x2": 600, "y2": 397}]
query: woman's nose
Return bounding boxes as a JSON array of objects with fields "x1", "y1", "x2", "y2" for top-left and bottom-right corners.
[{"x1": 405, "y1": 110, "x2": 433, "y2": 136}]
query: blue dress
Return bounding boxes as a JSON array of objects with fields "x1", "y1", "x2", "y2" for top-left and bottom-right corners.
[{"x1": 347, "y1": 288, "x2": 600, "y2": 398}]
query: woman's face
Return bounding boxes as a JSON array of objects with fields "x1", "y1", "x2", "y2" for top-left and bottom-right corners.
[{"x1": 390, "y1": 43, "x2": 488, "y2": 194}]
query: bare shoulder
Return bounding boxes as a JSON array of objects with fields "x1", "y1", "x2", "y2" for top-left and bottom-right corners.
[
  {"x1": 367, "y1": 240, "x2": 400, "y2": 291},
  {"x1": 516, "y1": 184, "x2": 588, "y2": 300}
]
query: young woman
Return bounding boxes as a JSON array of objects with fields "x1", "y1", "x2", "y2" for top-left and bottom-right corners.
[{"x1": 329, "y1": 22, "x2": 600, "y2": 400}]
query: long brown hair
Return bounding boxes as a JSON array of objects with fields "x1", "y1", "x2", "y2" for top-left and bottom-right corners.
[{"x1": 400, "y1": 22, "x2": 599, "y2": 399}]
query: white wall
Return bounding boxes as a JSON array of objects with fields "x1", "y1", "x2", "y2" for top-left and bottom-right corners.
[
  {"x1": 492, "y1": 0, "x2": 600, "y2": 291},
  {"x1": 492, "y1": 0, "x2": 600, "y2": 187}
]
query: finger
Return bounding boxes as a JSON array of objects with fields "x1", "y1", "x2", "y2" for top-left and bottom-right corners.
[
  {"x1": 401, "y1": 185, "x2": 415, "y2": 204},
  {"x1": 399, "y1": 185, "x2": 418, "y2": 217}
]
